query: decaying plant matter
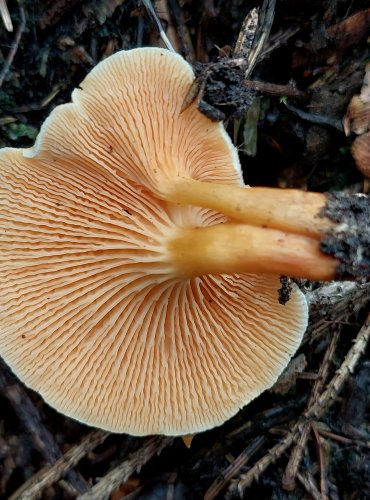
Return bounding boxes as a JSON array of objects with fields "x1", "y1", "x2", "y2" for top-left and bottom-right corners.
[{"x1": 0, "y1": 1, "x2": 369, "y2": 498}]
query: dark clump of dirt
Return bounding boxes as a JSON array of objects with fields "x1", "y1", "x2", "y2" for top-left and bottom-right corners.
[
  {"x1": 277, "y1": 275, "x2": 293, "y2": 305},
  {"x1": 321, "y1": 193, "x2": 370, "y2": 280},
  {"x1": 192, "y1": 60, "x2": 256, "y2": 121}
]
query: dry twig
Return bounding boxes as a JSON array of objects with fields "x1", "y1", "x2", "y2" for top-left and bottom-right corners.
[
  {"x1": 77, "y1": 436, "x2": 173, "y2": 500},
  {"x1": 0, "y1": 5, "x2": 26, "y2": 88},
  {"x1": 317, "y1": 427, "x2": 370, "y2": 447},
  {"x1": 311, "y1": 422, "x2": 329, "y2": 500},
  {"x1": 261, "y1": 26, "x2": 300, "y2": 58},
  {"x1": 306, "y1": 281, "x2": 370, "y2": 344},
  {"x1": 243, "y1": 0, "x2": 276, "y2": 78},
  {"x1": 9, "y1": 430, "x2": 109, "y2": 500},
  {"x1": 0, "y1": 0, "x2": 12, "y2": 31},
  {"x1": 243, "y1": 80, "x2": 309, "y2": 100},
  {"x1": 167, "y1": 0, "x2": 195, "y2": 62},
  {"x1": 230, "y1": 313, "x2": 370, "y2": 496},
  {"x1": 142, "y1": 0, "x2": 176, "y2": 52},
  {"x1": 150, "y1": 0, "x2": 181, "y2": 52},
  {"x1": 296, "y1": 470, "x2": 321, "y2": 500},
  {"x1": 204, "y1": 435, "x2": 265, "y2": 500},
  {"x1": 0, "y1": 365, "x2": 88, "y2": 494},
  {"x1": 282, "y1": 327, "x2": 340, "y2": 490}
]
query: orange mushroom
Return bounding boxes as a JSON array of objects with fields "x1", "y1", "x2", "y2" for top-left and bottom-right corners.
[{"x1": 0, "y1": 48, "x2": 337, "y2": 435}]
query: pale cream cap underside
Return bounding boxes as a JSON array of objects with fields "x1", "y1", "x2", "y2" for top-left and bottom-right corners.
[{"x1": 0, "y1": 48, "x2": 308, "y2": 435}]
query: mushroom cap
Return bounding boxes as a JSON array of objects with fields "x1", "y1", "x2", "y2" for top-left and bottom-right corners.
[{"x1": 0, "y1": 48, "x2": 308, "y2": 436}]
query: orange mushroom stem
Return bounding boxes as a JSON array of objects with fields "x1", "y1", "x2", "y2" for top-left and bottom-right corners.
[
  {"x1": 165, "y1": 180, "x2": 333, "y2": 237},
  {"x1": 161, "y1": 179, "x2": 338, "y2": 281},
  {"x1": 167, "y1": 223, "x2": 337, "y2": 281}
]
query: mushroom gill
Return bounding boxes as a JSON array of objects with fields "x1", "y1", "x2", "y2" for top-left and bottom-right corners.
[{"x1": 0, "y1": 48, "x2": 310, "y2": 436}]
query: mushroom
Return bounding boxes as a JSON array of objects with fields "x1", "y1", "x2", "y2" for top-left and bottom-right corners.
[{"x1": 0, "y1": 47, "x2": 337, "y2": 436}]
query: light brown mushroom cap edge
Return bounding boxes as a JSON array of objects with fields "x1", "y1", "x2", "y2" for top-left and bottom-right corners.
[{"x1": 0, "y1": 47, "x2": 308, "y2": 436}]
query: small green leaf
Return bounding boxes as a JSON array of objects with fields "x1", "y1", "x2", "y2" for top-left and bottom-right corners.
[
  {"x1": 279, "y1": 95, "x2": 288, "y2": 105},
  {"x1": 5, "y1": 123, "x2": 38, "y2": 141}
]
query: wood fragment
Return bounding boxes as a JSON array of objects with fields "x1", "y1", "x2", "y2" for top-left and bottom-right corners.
[
  {"x1": 167, "y1": 0, "x2": 195, "y2": 62},
  {"x1": 296, "y1": 470, "x2": 321, "y2": 500},
  {"x1": 244, "y1": 0, "x2": 276, "y2": 78},
  {"x1": 312, "y1": 315, "x2": 370, "y2": 414},
  {"x1": 261, "y1": 26, "x2": 300, "y2": 58},
  {"x1": 233, "y1": 7, "x2": 259, "y2": 60},
  {"x1": 0, "y1": 116, "x2": 17, "y2": 125},
  {"x1": 305, "y1": 281, "x2": 370, "y2": 344},
  {"x1": 204, "y1": 435, "x2": 265, "y2": 500},
  {"x1": 77, "y1": 436, "x2": 173, "y2": 500},
  {"x1": 317, "y1": 428, "x2": 370, "y2": 447},
  {"x1": 153, "y1": 0, "x2": 181, "y2": 52},
  {"x1": 0, "y1": 6, "x2": 26, "y2": 89},
  {"x1": 142, "y1": 0, "x2": 176, "y2": 52},
  {"x1": 181, "y1": 0, "x2": 275, "y2": 120},
  {"x1": 281, "y1": 422, "x2": 311, "y2": 491},
  {"x1": 0, "y1": 0, "x2": 12, "y2": 31},
  {"x1": 243, "y1": 80, "x2": 309, "y2": 100},
  {"x1": 311, "y1": 422, "x2": 329, "y2": 500},
  {"x1": 9, "y1": 430, "x2": 109, "y2": 500},
  {"x1": 0, "y1": 365, "x2": 88, "y2": 495},
  {"x1": 233, "y1": 314, "x2": 370, "y2": 495}
]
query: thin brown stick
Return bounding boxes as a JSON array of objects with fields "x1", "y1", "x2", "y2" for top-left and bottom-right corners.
[
  {"x1": 167, "y1": 0, "x2": 195, "y2": 62},
  {"x1": 205, "y1": 436, "x2": 266, "y2": 500},
  {"x1": 0, "y1": 365, "x2": 88, "y2": 494},
  {"x1": 282, "y1": 327, "x2": 340, "y2": 490},
  {"x1": 77, "y1": 436, "x2": 173, "y2": 500},
  {"x1": 319, "y1": 429, "x2": 355, "y2": 444},
  {"x1": 311, "y1": 422, "x2": 329, "y2": 500},
  {"x1": 142, "y1": 0, "x2": 176, "y2": 52},
  {"x1": 233, "y1": 314, "x2": 370, "y2": 495},
  {"x1": 261, "y1": 26, "x2": 300, "y2": 58},
  {"x1": 317, "y1": 428, "x2": 370, "y2": 447},
  {"x1": 243, "y1": 80, "x2": 309, "y2": 100},
  {"x1": 9, "y1": 430, "x2": 109, "y2": 500},
  {"x1": 281, "y1": 424, "x2": 311, "y2": 491},
  {"x1": 309, "y1": 328, "x2": 339, "y2": 402},
  {"x1": 312, "y1": 316, "x2": 370, "y2": 415},
  {"x1": 0, "y1": 6, "x2": 26, "y2": 88},
  {"x1": 296, "y1": 470, "x2": 321, "y2": 500}
]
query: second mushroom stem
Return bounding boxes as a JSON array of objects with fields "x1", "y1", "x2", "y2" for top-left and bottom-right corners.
[
  {"x1": 165, "y1": 180, "x2": 338, "y2": 280},
  {"x1": 168, "y1": 180, "x2": 333, "y2": 237}
]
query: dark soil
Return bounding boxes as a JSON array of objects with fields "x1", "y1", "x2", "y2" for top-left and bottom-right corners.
[
  {"x1": 322, "y1": 193, "x2": 370, "y2": 280},
  {"x1": 0, "y1": 1, "x2": 370, "y2": 499}
]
